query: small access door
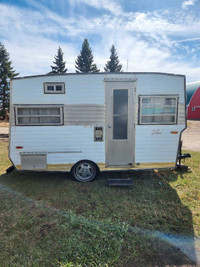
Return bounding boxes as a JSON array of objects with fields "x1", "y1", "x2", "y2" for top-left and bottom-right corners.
[{"x1": 105, "y1": 78, "x2": 136, "y2": 166}]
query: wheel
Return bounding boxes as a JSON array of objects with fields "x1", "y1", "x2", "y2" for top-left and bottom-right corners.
[{"x1": 71, "y1": 160, "x2": 98, "y2": 182}]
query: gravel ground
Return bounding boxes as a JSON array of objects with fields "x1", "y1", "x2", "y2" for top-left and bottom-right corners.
[
  {"x1": 0, "y1": 121, "x2": 9, "y2": 136},
  {"x1": 0, "y1": 127, "x2": 9, "y2": 134},
  {"x1": 0, "y1": 121, "x2": 9, "y2": 127},
  {"x1": 182, "y1": 120, "x2": 200, "y2": 152}
]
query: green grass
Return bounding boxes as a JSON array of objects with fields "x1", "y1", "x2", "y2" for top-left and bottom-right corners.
[{"x1": 0, "y1": 140, "x2": 199, "y2": 266}]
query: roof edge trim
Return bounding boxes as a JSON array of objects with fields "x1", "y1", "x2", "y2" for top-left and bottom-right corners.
[{"x1": 12, "y1": 72, "x2": 185, "y2": 80}]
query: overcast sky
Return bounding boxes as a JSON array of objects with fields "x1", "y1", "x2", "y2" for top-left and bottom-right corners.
[{"x1": 0, "y1": 0, "x2": 200, "y2": 82}]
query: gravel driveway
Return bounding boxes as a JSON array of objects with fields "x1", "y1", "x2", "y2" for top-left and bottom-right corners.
[
  {"x1": 182, "y1": 120, "x2": 200, "y2": 152},
  {"x1": 0, "y1": 127, "x2": 9, "y2": 135}
]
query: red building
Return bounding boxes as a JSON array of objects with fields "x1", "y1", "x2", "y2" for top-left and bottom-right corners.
[{"x1": 186, "y1": 81, "x2": 200, "y2": 120}]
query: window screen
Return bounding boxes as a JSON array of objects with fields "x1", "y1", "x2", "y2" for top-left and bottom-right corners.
[
  {"x1": 15, "y1": 106, "x2": 63, "y2": 126},
  {"x1": 139, "y1": 96, "x2": 178, "y2": 124}
]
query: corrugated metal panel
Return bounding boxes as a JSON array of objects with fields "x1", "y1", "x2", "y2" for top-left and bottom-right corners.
[
  {"x1": 135, "y1": 124, "x2": 185, "y2": 163},
  {"x1": 64, "y1": 105, "x2": 105, "y2": 125},
  {"x1": 12, "y1": 74, "x2": 106, "y2": 105},
  {"x1": 135, "y1": 74, "x2": 186, "y2": 126},
  {"x1": 136, "y1": 74, "x2": 185, "y2": 102},
  {"x1": 12, "y1": 104, "x2": 105, "y2": 126},
  {"x1": 186, "y1": 81, "x2": 200, "y2": 105},
  {"x1": 10, "y1": 126, "x2": 105, "y2": 165},
  {"x1": 21, "y1": 153, "x2": 47, "y2": 170}
]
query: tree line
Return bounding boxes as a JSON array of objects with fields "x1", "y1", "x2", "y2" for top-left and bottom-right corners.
[
  {"x1": 0, "y1": 43, "x2": 18, "y2": 119},
  {"x1": 0, "y1": 38, "x2": 123, "y2": 119},
  {"x1": 50, "y1": 39, "x2": 122, "y2": 74}
]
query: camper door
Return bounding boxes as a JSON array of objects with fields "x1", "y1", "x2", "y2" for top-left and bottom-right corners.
[{"x1": 105, "y1": 79, "x2": 136, "y2": 167}]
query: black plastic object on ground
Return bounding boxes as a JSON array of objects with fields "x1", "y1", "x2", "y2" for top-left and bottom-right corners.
[
  {"x1": 6, "y1": 165, "x2": 15, "y2": 173},
  {"x1": 176, "y1": 164, "x2": 189, "y2": 172}
]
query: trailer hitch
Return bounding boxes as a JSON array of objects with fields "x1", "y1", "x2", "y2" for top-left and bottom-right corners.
[
  {"x1": 176, "y1": 141, "x2": 191, "y2": 172},
  {"x1": 178, "y1": 153, "x2": 191, "y2": 160}
]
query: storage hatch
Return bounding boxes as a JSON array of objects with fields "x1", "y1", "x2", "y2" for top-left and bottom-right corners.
[{"x1": 21, "y1": 153, "x2": 47, "y2": 170}]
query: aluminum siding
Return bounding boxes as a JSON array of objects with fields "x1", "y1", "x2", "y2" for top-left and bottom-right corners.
[
  {"x1": 135, "y1": 74, "x2": 185, "y2": 163},
  {"x1": 10, "y1": 73, "x2": 186, "y2": 168}
]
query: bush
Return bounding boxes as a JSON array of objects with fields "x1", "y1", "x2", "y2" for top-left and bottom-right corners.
[
  {"x1": 0, "y1": 109, "x2": 7, "y2": 120},
  {"x1": 0, "y1": 109, "x2": 9, "y2": 120}
]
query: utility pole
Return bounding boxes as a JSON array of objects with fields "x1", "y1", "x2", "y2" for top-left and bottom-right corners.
[{"x1": 126, "y1": 59, "x2": 129, "y2": 72}]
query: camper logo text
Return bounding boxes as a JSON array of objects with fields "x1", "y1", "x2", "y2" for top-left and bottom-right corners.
[{"x1": 152, "y1": 129, "x2": 162, "y2": 135}]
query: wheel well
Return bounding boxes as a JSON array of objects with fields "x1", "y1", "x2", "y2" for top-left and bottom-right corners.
[{"x1": 70, "y1": 160, "x2": 100, "y2": 174}]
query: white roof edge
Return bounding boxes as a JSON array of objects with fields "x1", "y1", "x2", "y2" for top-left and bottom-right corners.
[
  {"x1": 187, "y1": 81, "x2": 200, "y2": 85},
  {"x1": 12, "y1": 72, "x2": 185, "y2": 81}
]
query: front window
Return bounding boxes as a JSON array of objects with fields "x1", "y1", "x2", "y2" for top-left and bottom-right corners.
[{"x1": 139, "y1": 96, "x2": 178, "y2": 124}]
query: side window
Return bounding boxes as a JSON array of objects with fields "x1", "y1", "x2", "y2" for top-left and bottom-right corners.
[
  {"x1": 15, "y1": 106, "x2": 63, "y2": 126},
  {"x1": 139, "y1": 96, "x2": 178, "y2": 125},
  {"x1": 44, "y1": 83, "x2": 65, "y2": 94}
]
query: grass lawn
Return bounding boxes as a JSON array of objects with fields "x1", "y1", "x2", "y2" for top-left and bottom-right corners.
[{"x1": 0, "y1": 140, "x2": 200, "y2": 266}]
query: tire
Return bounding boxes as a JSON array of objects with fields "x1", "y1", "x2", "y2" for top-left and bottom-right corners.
[{"x1": 71, "y1": 160, "x2": 98, "y2": 182}]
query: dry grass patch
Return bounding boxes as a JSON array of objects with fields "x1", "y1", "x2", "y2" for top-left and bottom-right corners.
[{"x1": 0, "y1": 141, "x2": 199, "y2": 266}]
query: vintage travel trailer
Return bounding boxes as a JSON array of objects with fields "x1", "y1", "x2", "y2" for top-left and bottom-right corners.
[{"x1": 9, "y1": 72, "x2": 186, "y2": 182}]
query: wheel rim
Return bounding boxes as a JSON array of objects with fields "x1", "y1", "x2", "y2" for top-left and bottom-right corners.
[{"x1": 75, "y1": 162, "x2": 94, "y2": 181}]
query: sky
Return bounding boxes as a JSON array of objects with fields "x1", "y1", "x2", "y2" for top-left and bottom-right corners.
[{"x1": 0, "y1": 0, "x2": 200, "y2": 82}]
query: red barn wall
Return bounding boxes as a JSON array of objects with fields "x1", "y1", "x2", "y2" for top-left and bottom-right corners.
[{"x1": 187, "y1": 87, "x2": 200, "y2": 119}]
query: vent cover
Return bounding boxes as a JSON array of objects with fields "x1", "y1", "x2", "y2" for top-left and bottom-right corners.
[{"x1": 94, "y1": 126, "x2": 103, "y2": 142}]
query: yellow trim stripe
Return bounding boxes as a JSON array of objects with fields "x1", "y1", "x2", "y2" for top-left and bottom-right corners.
[{"x1": 15, "y1": 162, "x2": 175, "y2": 172}]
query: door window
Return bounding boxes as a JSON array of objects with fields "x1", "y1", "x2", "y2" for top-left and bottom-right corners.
[{"x1": 113, "y1": 89, "x2": 128, "y2": 139}]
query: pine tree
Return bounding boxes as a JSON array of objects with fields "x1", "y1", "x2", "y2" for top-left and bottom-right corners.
[
  {"x1": 75, "y1": 39, "x2": 100, "y2": 73},
  {"x1": 50, "y1": 47, "x2": 67, "y2": 74},
  {"x1": 0, "y1": 43, "x2": 18, "y2": 120},
  {"x1": 104, "y1": 45, "x2": 122, "y2": 72}
]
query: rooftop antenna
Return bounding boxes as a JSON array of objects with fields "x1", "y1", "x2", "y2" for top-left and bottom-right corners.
[{"x1": 126, "y1": 59, "x2": 129, "y2": 72}]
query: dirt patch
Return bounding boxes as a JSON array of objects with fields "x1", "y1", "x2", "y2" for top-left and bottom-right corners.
[
  {"x1": 0, "y1": 121, "x2": 9, "y2": 127},
  {"x1": 0, "y1": 134, "x2": 9, "y2": 138},
  {"x1": 0, "y1": 133, "x2": 9, "y2": 142},
  {"x1": 0, "y1": 127, "x2": 9, "y2": 135},
  {"x1": 36, "y1": 222, "x2": 57, "y2": 238},
  {"x1": 182, "y1": 120, "x2": 200, "y2": 152}
]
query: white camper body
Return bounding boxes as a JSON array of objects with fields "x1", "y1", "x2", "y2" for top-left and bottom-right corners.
[{"x1": 9, "y1": 72, "x2": 186, "y2": 181}]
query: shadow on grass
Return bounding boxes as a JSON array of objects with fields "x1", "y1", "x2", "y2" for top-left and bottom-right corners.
[{"x1": 0, "y1": 168, "x2": 198, "y2": 266}]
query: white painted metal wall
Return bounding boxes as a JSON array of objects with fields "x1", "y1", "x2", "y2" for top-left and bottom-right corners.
[
  {"x1": 10, "y1": 73, "x2": 186, "y2": 169},
  {"x1": 10, "y1": 126, "x2": 105, "y2": 165},
  {"x1": 135, "y1": 125, "x2": 184, "y2": 163},
  {"x1": 12, "y1": 74, "x2": 105, "y2": 105},
  {"x1": 134, "y1": 73, "x2": 185, "y2": 163}
]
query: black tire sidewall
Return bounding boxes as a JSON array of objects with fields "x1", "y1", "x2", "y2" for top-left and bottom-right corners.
[{"x1": 71, "y1": 160, "x2": 97, "y2": 182}]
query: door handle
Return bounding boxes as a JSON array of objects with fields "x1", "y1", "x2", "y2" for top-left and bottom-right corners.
[{"x1": 108, "y1": 124, "x2": 112, "y2": 128}]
